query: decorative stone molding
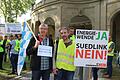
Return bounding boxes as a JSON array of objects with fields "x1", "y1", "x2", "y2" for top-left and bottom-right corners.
[{"x1": 107, "y1": 1, "x2": 120, "y2": 27}]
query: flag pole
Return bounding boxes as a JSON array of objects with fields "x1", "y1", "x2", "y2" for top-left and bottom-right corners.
[{"x1": 26, "y1": 22, "x2": 37, "y2": 41}]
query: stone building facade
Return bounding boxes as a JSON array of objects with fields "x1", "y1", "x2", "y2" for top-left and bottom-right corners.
[{"x1": 31, "y1": 0, "x2": 120, "y2": 51}]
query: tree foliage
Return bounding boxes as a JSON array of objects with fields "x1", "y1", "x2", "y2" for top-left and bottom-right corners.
[{"x1": 0, "y1": 0, "x2": 35, "y2": 22}]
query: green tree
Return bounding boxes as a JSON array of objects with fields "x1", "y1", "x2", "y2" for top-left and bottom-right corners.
[
  {"x1": 0, "y1": 0, "x2": 8, "y2": 22},
  {"x1": 0, "y1": 0, "x2": 35, "y2": 22}
]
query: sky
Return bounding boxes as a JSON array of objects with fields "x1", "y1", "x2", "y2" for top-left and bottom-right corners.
[
  {"x1": 17, "y1": 11, "x2": 31, "y2": 24},
  {"x1": 17, "y1": 0, "x2": 42, "y2": 23},
  {"x1": 0, "y1": 0, "x2": 42, "y2": 24}
]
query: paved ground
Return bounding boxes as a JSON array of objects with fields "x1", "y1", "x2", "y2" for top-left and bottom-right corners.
[
  {"x1": 12, "y1": 71, "x2": 110, "y2": 80},
  {"x1": 11, "y1": 64, "x2": 120, "y2": 80},
  {"x1": 13, "y1": 71, "x2": 54, "y2": 80}
]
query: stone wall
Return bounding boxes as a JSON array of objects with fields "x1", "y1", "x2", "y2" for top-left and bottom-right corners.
[{"x1": 31, "y1": 0, "x2": 120, "y2": 47}]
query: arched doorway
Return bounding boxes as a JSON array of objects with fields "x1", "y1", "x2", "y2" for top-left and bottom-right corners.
[
  {"x1": 111, "y1": 12, "x2": 120, "y2": 52},
  {"x1": 35, "y1": 20, "x2": 41, "y2": 35},
  {"x1": 70, "y1": 15, "x2": 92, "y2": 30},
  {"x1": 70, "y1": 15, "x2": 92, "y2": 80},
  {"x1": 44, "y1": 17, "x2": 55, "y2": 40}
]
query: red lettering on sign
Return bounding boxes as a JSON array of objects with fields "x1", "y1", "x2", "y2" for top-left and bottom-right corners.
[
  {"x1": 92, "y1": 50, "x2": 94, "y2": 59},
  {"x1": 104, "y1": 51, "x2": 107, "y2": 60},
  {"x1": 98, "y1": 63, "x2": 107, "y2": 68},
  {"x1": 85, "y1": 50, "x2": 91, "y2": 59},
  {"x1": 76, "y1": 49, "x2": 107, "y2": 60},
  {"x1": 76, "y1": 48, "x2": 83, "y2": 58},
  {"x1": 96, "y1": 50, "x2": 103, "y2": 59}
]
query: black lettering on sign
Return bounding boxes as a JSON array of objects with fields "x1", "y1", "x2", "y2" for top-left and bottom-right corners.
[
  {"x1": 76, "y1": 43, "x2": 107, "y2": 50},
  {"x1": 77, "y1": 30, "x2": 96, "y2": 35}
]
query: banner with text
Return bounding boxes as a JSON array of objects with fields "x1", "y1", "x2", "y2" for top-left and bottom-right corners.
[
  {"x1": 0, "y1": 24, "x2": 6, "y2": 35},
  {"x1": 5, "y1": 23, "x2": 22, "y2": 34},
  {"x1": 74, "y1": 29, "x2": 109, "y2": 68}
]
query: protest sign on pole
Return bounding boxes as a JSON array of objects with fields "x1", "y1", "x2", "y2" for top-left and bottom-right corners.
[
  {"x1": 5, "y1": 23, "x2": 22, "y2": 34},
  {"x1": 74, "y1": 29, "x2": 109, "y2": 68},
  {"x1": 0, "y1": 24, "x2": 6, "y2": 35}
]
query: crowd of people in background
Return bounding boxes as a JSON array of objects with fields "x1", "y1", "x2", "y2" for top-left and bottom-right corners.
[
  {"x1": 0, "y1": 23, "x2": 117, "y2": 80},
  {"x1": 0, "y1": 34, "x2": 27, "y2": 75},
  {"x1": 0, "y1": 35, "x2": 11, "y2": 70}
]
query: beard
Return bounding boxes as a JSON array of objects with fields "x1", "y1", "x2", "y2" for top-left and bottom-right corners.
[{"x1": 62, "y1": 35, "x2": 67, "y2": 40}]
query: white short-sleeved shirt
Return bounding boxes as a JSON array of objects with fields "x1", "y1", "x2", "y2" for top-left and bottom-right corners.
[{"x1": 9, "y1": 40, "x2": 18, "y2": 54}]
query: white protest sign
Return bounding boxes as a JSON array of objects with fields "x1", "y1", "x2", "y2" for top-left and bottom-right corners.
[
  {"x1": 5, "y1": 23, "x2": 22, "y2": 34},
  {"x1": 37, "y1": 45, "x2": 52, "y2": 57},
  {"x1": 0, "y1": 24, "x2": 6, "y2": 35},
  {"x1": 74, "y1": 29, "x2": 109, "y2": 68}
]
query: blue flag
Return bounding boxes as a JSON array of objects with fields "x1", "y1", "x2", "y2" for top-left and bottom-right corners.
[{"x1": 17, "y1": 22, "x2": 32, "y2": 75}]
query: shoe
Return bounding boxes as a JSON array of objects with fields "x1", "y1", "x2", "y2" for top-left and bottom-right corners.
[
  {"x1": 103, "y1": 72, "x2": 108, "y2": 75},
  {"x1": 15, "y1": 73, "x2": 18, "y2": 75},
  {"x1": 0, "y1": 68, "x2": 5, "y2": 70},
  {"x1": 8, "y1": 72, "x2": 15, "y2": 75},
  {"x1": 103, "y1": 74, "x2": 111, "y2": 79},
  {"x1": 22, "y1": 68, "x2": 26, "y2": 71}
]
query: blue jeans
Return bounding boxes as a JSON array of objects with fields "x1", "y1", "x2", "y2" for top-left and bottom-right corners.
[
  {"x1": 92, "y1": 68, "x2": 99, "y2": 80},
  {"x1": 107, "y1": 56, "x2": 113, "y2": 78},
  {"x1": 11, "y1": 54, "x2": 18, "y2": 73},
  {"x1": 54, "y1": 69, "x2": 74, "y2": 80},
  {"x1": 32, "y1": 70, "x2": 50, "y2": 80}
]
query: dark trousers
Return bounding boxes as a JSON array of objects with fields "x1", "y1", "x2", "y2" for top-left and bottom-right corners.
[
  {"x1": 107, "y1": 56, "x2": 113, "y2": 78},
  {"x1": 54, "y1": 69, "x2": 74, "y2": 80},
  {"x1": 92, "y1": 68, "x2": 99, "y2": 80},
  {"x1": 4, "y1": 53, "x2": 7, "y2": 62},
  {"x1": 0, "y1": 53, "x2": 4, "y2": 69},
  {"x1": 32, "y1": 70, "x2": 50, "y2": 80},
  {"x1": 11, "y1": 54, "x2": 18, "y2": 73},
  {"x1": 23, "y1": 61, "x2": 26, "y2": 70}
]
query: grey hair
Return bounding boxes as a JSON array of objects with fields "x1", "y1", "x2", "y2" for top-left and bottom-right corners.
[
  {"x1": 59, "y1": 27, "x2": 69, "y2": 32},
  {"x1": 39, "y1": 23, "x2": 48, "y2": 28}
]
